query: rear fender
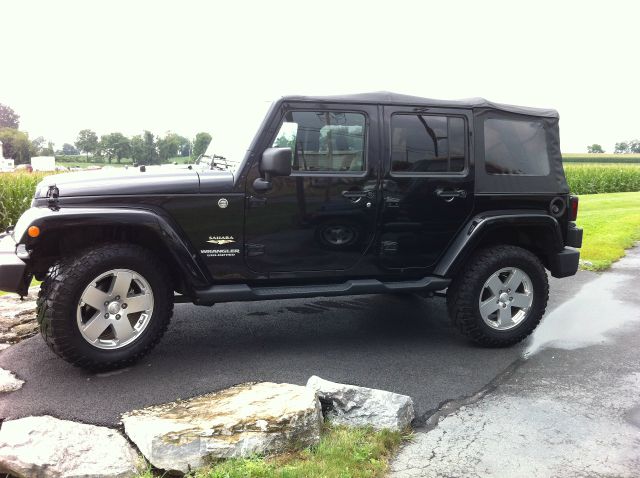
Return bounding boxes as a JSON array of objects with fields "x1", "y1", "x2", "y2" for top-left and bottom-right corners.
[{"x1": 434, "y1": 210, "x2": 564, "y2": 277}]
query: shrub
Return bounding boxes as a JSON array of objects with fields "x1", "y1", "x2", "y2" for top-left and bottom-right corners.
[{"x1": 55, "y1": 155, "x2": 87, "y2": 163}]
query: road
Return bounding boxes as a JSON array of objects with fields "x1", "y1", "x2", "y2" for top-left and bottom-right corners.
[
  {"x1": 391, "y1": 247, "x2": 640, "y2": 477},
  {"x1": 0, "y1": 262, "x2": 595, "y2": 427},
  {"x1": 0, "y1": 260, "x2": 595, "y2": 425}
]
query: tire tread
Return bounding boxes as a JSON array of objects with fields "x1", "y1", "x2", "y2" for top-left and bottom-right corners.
[
  {"x1": 37, "y1": 243, "x2": 173, "y2": 370},
  {"x1": 447, "y1": 245, "x2": 549, "y2": 347}
]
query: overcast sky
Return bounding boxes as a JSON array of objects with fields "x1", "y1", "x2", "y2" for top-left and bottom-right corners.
[{"x1": 2, "y1": 0, "x2": 639, "y2": 154}]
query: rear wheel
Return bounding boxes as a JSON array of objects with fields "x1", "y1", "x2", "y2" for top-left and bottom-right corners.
[
  {"x1": 37, "y1": 243, "x2": 173, "y2": 370},
  {"x1": 447, "y1": 245, "x2": 548, "y2": 347}
]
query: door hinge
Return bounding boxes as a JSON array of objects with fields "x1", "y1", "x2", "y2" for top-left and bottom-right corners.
[
  {"x1": 247, "y1": 196, "x2": 267, "y2": 208},
  {"x1": 384, "y1": 195, "x2": 401, "y2": 208},
  {"x1": 245, "y1": 243, "x2": 265, "y2": 257},
  {"x1": 381, "y1": 241, "x2": 398, "y2": 255}
]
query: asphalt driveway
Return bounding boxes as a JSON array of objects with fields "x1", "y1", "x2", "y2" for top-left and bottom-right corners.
[{"x1": 1, "y1": 267, "x2": 596, "y2": 427}]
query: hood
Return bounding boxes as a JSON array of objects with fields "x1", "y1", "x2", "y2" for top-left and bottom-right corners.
[{"x1": 34, "y1": 165, "x2": 233, "y2": 198}]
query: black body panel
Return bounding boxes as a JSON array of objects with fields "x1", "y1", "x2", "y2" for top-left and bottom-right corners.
[
  {"x1": 35, "y1": 168, "x2": 203, "y2": 197},
  {"x1": 0, "y1": 92, "x2": 581, "y2": 297}
]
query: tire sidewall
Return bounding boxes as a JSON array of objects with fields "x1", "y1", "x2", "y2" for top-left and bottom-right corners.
[
  {"x1": 469, "y1": 252, "x2": 547, "y2": 341},
  {"x1": 57, "y1": 247, "x2": 170, "y2": 364}
]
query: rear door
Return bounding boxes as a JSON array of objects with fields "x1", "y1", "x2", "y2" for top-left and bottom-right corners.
[
  {"x1": 244, "y1": 104, "x2": 381, "y2": 274},
  {"x1": 379, "y1": 106, "x2": 474, "y2": 271}
]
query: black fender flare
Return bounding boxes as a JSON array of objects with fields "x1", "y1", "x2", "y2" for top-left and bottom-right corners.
[
  {"x1": 434, "y1": 210, "x2": 563, "y2": 277},
  {"x1": 16, "y1": 206, "x2": 210, "y2": 289}
]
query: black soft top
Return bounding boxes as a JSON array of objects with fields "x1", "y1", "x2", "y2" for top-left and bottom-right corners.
[{"x1": 281, "y1": 91, "x2": 559, "y2": 119}]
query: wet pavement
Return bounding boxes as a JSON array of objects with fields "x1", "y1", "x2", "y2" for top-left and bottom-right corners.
[
  {"x1": 0, "y1": 260, "x2": 591, "y2": 427},
  {"x1": 1, "y1": 247, "x2": 637, "y2": 478},
  {"x1": 390, "y1": 247, "x2": 640, "y2": 477}
]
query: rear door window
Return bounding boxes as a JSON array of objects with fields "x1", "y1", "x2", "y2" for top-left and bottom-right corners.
[
  {"x1": 484, "y1": 118, "x2": 550, "y2": 176},
  {"x1": 390, "y1": 114, "x2": 466, "y2": 174}
]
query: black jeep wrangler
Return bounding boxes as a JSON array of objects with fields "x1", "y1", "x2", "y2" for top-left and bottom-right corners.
[{"x1": 0, "y1": 92, "x2": 582, "y2": 370}]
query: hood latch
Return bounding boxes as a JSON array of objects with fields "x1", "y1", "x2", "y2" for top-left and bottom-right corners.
[{"x1": 47, "y1": 184, "x2": 60, "y2": 210}]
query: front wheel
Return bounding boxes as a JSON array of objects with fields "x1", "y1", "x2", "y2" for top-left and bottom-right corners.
[
  {"x1": 447, "y1": 245, "x2": 549, "y2": 347},
  {"x1": 37, "y1": 243, "x2": 173, "y2": 370}
]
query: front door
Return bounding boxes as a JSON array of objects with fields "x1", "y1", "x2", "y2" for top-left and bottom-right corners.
[
  {"x1": 244, "y1": 104, "x2": 381, "y2": 274},
  {"x1": 379, "y1": 106, "x2": 475, "y2": 271}
]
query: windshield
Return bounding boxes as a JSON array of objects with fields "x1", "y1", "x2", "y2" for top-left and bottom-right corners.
[{"x1": 196, "y1": 101, "x2": 273, "y2": 174}]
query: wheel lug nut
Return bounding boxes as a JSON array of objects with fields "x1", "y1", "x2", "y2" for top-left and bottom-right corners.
[
  {"x1": 509, "y1": 297, "x2": 513, "y2": 301},
  {"x1": 104, "y1": 313, "x2": 109, "y2": 318},
  {"x1": 104, "y1": 301, "x2": 109, "y2": 306},
  {"x1": 122, "y1": 303, "x2": 128, "y2": 309},
  {"x1": 115, "y1": 296, "x2": 120, "y2": 301},
  {"x1": 115, "y1": 314, "x2": 121, "y2": 320}
]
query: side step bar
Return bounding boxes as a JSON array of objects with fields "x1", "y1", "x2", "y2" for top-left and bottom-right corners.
[{"x1": 192, "y1": 276, "x2": 450, "y2": 305}]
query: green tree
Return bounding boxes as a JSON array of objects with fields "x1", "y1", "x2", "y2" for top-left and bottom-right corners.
[
  {"x1": 61, "y1": 143, "x2": 78, "y2": 155},
  {"x1": 0, "y1": 128, "x2": 31, "y2": 164},
  {"x1": 178, "y1": 136, "x2": 191, "y2": 157},
  {"x1": 192, "y1": 132, "x2": 212, "y2": 159},
  {"x1": 0, "y1": 104, "x2": 19, "y2": 129},
  {"x1": 157, "y1": 132, "x2": 181, "y2": 162},
  {"x1": 101, "y1": 132, "x2": 131, "y2": 164},
  {"x1": 75, "y1": 129, "x2": 99, "y2": 159},
  {"x1": 629, "y1": 139, "x2": 640, "y2": 153},
  {"x1": 130, "y1": 131, "x2": 157, "y2": 165},
  {"x1": 130, "y1": 135, "x2": 145, "y2": 164},
  {"x1": 30, "y1": 136, "x2": 54, "y2": 156},
  {"x1": 30, "y1": 136, "x2": 46, "y2": 156},
  {"x1": 41, "y1": 141, "x2": 55, "y2": 156},
  {"x1": 143, "y1": 130, "x2": 158, "y2": 164},
  {"x1": 587, "y1": 144, "x2": 604, "y2": 154},
  {"x1": 614, "y1": 142, "x2": 629, "y2": 154}
]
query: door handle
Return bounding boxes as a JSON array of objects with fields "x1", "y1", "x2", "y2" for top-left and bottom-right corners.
[
  {"x1": 435, "y1": 188, "x2": 467, "y2": 200},
  {"x1": 341, "y1": 190, "x2": 369, "y2": 199}
]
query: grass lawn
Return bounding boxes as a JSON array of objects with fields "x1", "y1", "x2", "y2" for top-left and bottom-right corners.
[
  {"x1": 576, "y1": 191, "x2": 640, "y2": 270},
  {"x1": 136, "y1": 425, "x2": 405, "y2": 478}
]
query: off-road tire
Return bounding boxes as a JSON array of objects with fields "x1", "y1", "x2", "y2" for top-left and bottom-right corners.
[
  {"x1": 447, "y1": 245, "x2": 549, "y2": 347},
  {"x1": 37, "y1": 243, "x2": 173, "y2": 370}
]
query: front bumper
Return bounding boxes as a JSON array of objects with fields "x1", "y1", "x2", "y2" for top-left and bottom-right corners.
[{"x1": 0, "y1": 233, "x2": 30, "y2": 295}]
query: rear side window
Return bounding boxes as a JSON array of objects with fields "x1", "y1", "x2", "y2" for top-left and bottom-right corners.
[
  {"x1": 272, "y1": 111, "x2": 366, "y2": 173},
  {"x1": 391, "y1": 114, "x2": 465, "y2": 174},
  {"x1": 484, "y1": 118, "x2": 550, "y2": 176}
]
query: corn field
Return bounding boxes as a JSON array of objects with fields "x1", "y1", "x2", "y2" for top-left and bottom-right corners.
[
  {"x1": 0, "y1": 173, "x2": 48, "y2": 230},
  {"x1": 564, "y1": 164, "x2": 640, "y2": 195}
]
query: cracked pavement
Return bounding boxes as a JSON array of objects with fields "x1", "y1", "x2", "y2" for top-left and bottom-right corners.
[
  {"x1": 2, "y1": 248, "x2": 637, "y2": 478},
  {"x1": 390, "y1": 247, "x2": 640, "y2": 477}
]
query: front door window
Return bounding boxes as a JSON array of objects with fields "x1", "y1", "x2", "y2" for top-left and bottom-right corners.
[{"x1": 273, "y1": 111, "x2": 366, "y2": 173}]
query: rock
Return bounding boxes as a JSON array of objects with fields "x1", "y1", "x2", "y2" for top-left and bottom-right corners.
[
  {"x1": 10, "y1": 321, "x2": 39, "y2": 339},
  {"x1": 0, "y1": 290, "x2": 38, "y2": 347},
  {"x1": 307, "y1": 376, "x2": 414, "y2": 431},
  {"x1": 0, "y1": 367, "x2": 23, "y2": 393},
  {"x1": 0, "y1": 415, "x2": 140, "y2": 478},
  {"x1": 122, "y1": 382, "x2": 322, "y2": 473}
]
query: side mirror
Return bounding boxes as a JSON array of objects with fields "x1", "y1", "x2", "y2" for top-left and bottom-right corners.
[
  {"x1": 253, "y1": 147, "x2": 292, "y2": 192},
  {"x1": 261, "y1": 147, "x2": 292, "y2": 177}
]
